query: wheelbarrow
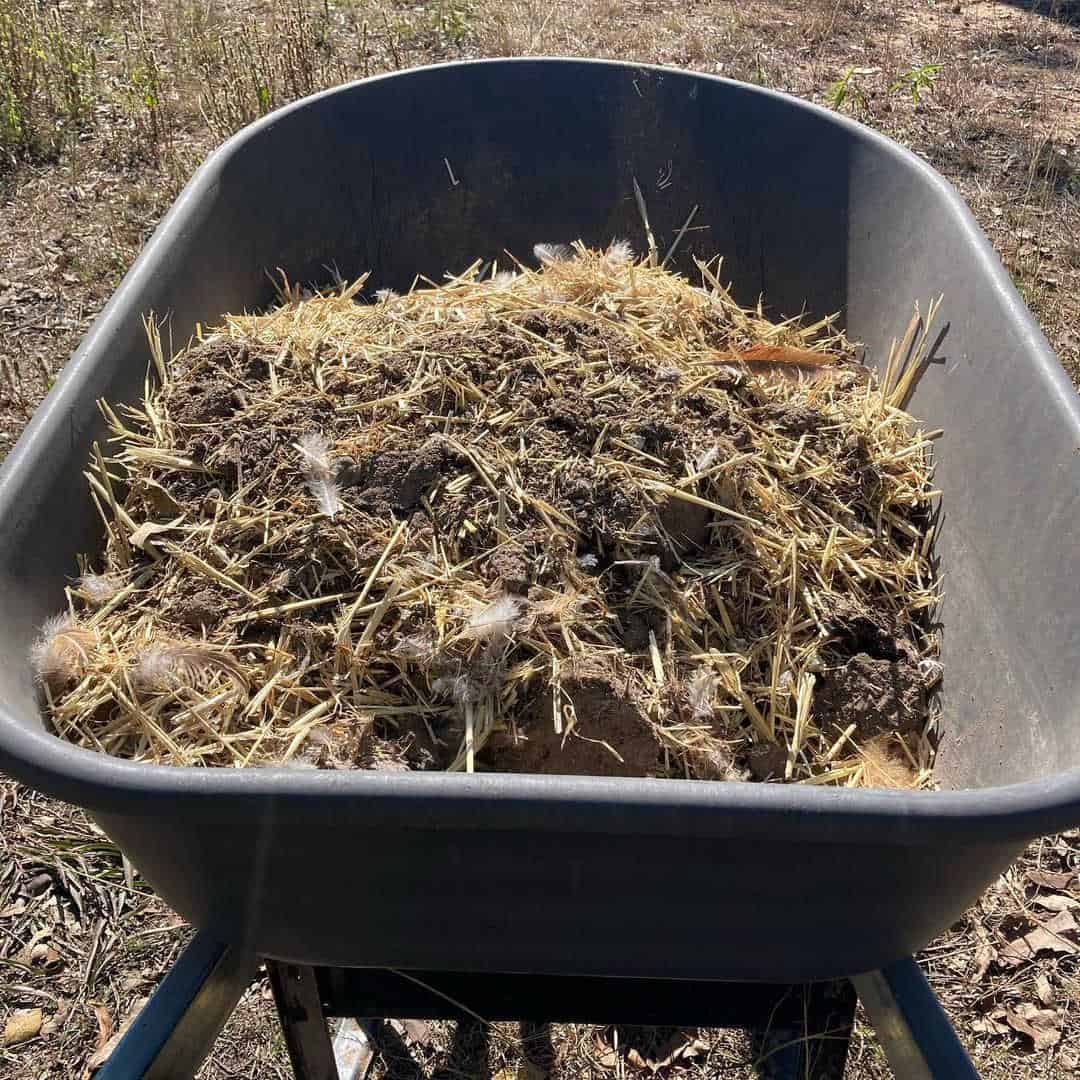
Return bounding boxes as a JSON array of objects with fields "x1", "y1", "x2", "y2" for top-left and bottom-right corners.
[{"x1": 1, "y1": 58, "x2": 1078, "y2": 1076}]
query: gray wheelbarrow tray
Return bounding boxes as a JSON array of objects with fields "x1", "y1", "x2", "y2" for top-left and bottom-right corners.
[{"x1": 1, "y1": 59, "x2": 1078, "y2": 982}]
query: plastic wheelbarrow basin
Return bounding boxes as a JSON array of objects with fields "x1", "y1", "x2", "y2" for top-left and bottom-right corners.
[{"x1": 1, "y1": 59, "x2": 1079, "y2": 982}]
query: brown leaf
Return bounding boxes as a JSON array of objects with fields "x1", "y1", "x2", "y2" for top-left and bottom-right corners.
[
  {"x1": 1027, "y1": 869, "x2": 1074, "y2": 891},
  {"x1": 972, "y1": 1009, "x2": 1011, "y2": 1037},
  {"x1": 972, "y1": 942, "x2": 997, "y2": 981},
  {"x1": 1033, "y1": 893, "x2": 1078, "y2": 913},
  {"x1": 1035, "y1": 973, "x2": 1055, "y2": 1006},
  {"x1": 594, "y1": 1047, "x2": 618, "y2": 1069},
  {"x1": 1001, "y1": 909, "x2": 1079, "y2": 966},
  {"x1": 1005, "y1": 1004, "x2": 1062, "y2": 1050},
  {"x1": 141, "y1": 479, "x2": 183, "y2": 516},
  {"x1": 86, "y1": 997, "x2": 146, "y2": 1073},
  {"x1": 736, "y1": 344, "x2": 839, "y2": 367},
  {"x1": 3, "y1": 1008, "x2": 43, "y2": 1047},
  {"x1": 89, "y1": 1003, "x2": 113, "y2": 1055},
  {"x1": 398, "y1": 1019, "x2": 429, "y2": 1045}
]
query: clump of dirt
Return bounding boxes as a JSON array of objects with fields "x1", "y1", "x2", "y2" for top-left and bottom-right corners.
[
  {"x1": 814, "y1": 654, "x2": 924, "y2": 738},
  {"x1": 37, "y1": 245, "x2": 941, "y2": 789},
  {"x1": 486, "y1": 660, "x2": 661, "y2": 777}
]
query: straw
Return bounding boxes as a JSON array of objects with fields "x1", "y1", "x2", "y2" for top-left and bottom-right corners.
[{"x1": 38, "y1": 246, "x2": 940, "y2": 787}]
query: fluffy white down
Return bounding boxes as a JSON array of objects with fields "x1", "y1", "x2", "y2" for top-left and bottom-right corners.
[
  {"x1": 604, "y1": 239, "x2": 634, "y2": 266},
  {"x1": 79, "y1": 573, "x2": 122, "y2": 606},
  {"x1": 296, "y1": 431, "x2": 340, "y2": 517},
  {"x1": 464, "y1": 595, "x2": 524, "y2": 640}
]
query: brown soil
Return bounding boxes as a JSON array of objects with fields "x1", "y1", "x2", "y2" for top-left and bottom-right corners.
[
  {"x1": 486, "y1": 660, "x2": 662, "y2": 777},
  {"x1": 814, "y1": 654, "x2": 925, "y2": 739}
]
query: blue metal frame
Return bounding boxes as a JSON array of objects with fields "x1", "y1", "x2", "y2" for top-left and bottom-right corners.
[
  {"x1": 96, "y1": 931, "x2": 255, "y2": 1080},
  {"x1": 854, "y1": 959, "x2": 981, "y2": 1079},
  {"x1": 95, "y1": 933, "x2": 979, "y2": 1079}
]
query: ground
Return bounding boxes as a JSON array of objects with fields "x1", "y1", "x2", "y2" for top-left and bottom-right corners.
[{"x1": 0, "y1": 0, "x2": 1078, "y2": 1076}]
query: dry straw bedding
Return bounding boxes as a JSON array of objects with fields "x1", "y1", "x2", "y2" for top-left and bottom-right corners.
[{"x1": 33, "y1": 243, "x2": 942, "y2": 788}]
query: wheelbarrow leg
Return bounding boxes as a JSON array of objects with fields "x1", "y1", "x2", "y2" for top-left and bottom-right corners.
[
  {"x1": 751, "y1": 980, "x2": 856, "y2": 1079},
  {"x1": 95, "y1": 930, "x2": 256, "y2": 1080},
  {"x1": 267, "y1": 960, "x2": 339, "y2": 1079},
  {"x1": 853, "y1": 958, "x2": 980, "y2": 1079}
]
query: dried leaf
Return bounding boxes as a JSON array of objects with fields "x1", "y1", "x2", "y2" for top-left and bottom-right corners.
[
  {"x1": 972, "y1": 942, "x2": 997, "y2": 981},
  {"x1": 594, "y1": 1047, "x2": 618, "y2": 1069},
  {"x1": 87, "y1": 997, "x2": 146, "y2": 1072},
  {"x1": 1005, "y1": 1004, "x2": 1062, "y2": 1050},
  {"x1": 140, "y1": 479, "x2": 183, "y2": 515},
  {"x1": 1035, "y1": 973, "x2": 1055, "y2": 1006},
  {"x1": 736, "y1": 344, "x2": 839, "y2": 367},
  {"x1": 1001, "y1": 909, "x2": 1079, "y2": 966},
  {"x1": 90, "y1": 1003, "x2": 113, "y2": 1055},
  {"x1": 1034, "y1": 893, "x2": 1079, "y2": 913},
  {"x1": 1027, "y1": 869, "x2": 1074, "y2": 891},
  {"x1": 129, "y1": 518, "x2": 183, "y2": 551},
  {"x1": 972, "y1": 1009, "x2": 1011, "y2": 1037},
  {"x1": 389, "y1": 1018, "x2": 429, "y2": 1045},
  {"x1": 3, "y1": 1008, "x2": 43, "y2": 1046}
]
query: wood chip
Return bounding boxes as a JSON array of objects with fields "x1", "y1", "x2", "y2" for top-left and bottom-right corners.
[{"x1": 3, "y1": 1008, "x2": 42, "y2": 1047}]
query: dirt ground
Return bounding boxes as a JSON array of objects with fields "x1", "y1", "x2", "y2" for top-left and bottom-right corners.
[{"x1": 0, "y1": 0, "x2": 1078, "y2": 1076}]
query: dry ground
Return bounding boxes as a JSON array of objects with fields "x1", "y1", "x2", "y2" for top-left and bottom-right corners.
[{"x1": 1, "y1": 0, "x2": 1078, "y2": 1076}]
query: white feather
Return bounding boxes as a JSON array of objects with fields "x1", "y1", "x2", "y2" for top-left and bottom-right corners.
[
  {"x1": 533, "y1": 242, "x2": 574, "y2": 265},
  {"x1": 464, "y1": 594, "x2": 524, "y2": 640},
  {"x1": 78, "y1": 573, "x2": 122, "y2": 606},
  {"x1": 391, "y1": 633, "x2": 435, "y2": 661},
  {"x1": 30, "y1": 613, "x2": 94, "y2": 689},
  {"x1": 132, "y1": 646, "x2": 176, "y2": 691},
  {"x1": 432, "y1": 674, "x2": 480, "y2": 705},
  {"x1": 308, "y1": 476, "x2": 341, "y2": 518},
  {"x1": 132, "y1": 643, "x2": 244, "y2": 693},
  {"x1": 604, "y1": 239, "x2": 634, "y2": 266},
  {"x1": 688, "y1": 669, "x2": 719, "y2": 721},
  {"x1": 296, "y1": 431, "x2": 340, "y2": 517},
  {"x1": 696, "y1": 446, "x2": 721, "y2": 473},
  {"x1": 296, "y1": 432, "x2": 332, "y2": 479}
]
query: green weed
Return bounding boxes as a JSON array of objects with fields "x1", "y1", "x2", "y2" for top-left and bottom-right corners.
[
  {"x1": 890, "y1": 62, "x2": 941, "y2": 104},
  {"x1": 0, "y1": 2, "x2": 96, "y2": 164},
  {"x1": 827, "y1": 68, "x2": 865, "y2": 111}
]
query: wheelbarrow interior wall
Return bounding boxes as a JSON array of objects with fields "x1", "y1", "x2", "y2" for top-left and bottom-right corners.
[{"x1": 3, "y1": 61, "x2": 1078, "y2": 790}]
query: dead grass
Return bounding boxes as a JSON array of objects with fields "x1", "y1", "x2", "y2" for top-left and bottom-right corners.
[
  {"x1": 0, "y1": 0, "x2": 1077, "y2": 1077},
  {"x1": 37, "y1": 252, "x2": 939, "y2": 789}
]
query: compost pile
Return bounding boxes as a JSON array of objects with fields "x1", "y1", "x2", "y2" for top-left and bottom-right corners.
[{"x1": 34, "y1": 243, "x2": 942, "y2": 787}]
